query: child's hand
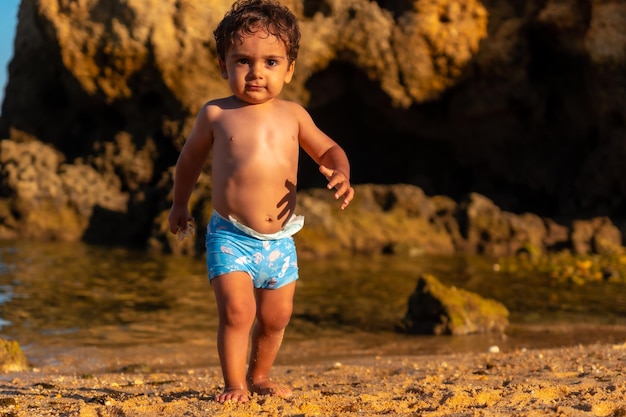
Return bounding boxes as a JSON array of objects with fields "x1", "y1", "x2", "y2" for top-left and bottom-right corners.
[
  {"x1": 168, "y1": 205, "x2": 195, "y2": 239},
  {"x1": 319, "y1": 165, "x2": 355, "y2": 210},
  {"x1": 177, "y1": 220, "x2": 196, "y2": 241}
]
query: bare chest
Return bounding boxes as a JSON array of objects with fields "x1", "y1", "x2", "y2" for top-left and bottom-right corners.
[{"x1": 214, "y1": 110, "x2": 300, "y2": 163}]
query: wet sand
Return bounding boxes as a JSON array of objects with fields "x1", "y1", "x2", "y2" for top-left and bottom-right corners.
[{"x1": 2, "y1": 341, "x2": 626, "y2": 416}]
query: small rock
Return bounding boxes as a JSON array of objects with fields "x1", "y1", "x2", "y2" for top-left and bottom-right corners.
[{"x1": 0, "y1": 338, "x2": 29, "y2": 372}]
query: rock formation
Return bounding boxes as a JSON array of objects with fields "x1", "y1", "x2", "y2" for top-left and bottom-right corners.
[
  {"x1": 397, "y1": 273, "x2": 509, "y2": 335},
  {"x1": 0, "y1": 338, "x2": 28, "y2": 373},
  {"x1": 0, "y1": 0, "x2": 624, "y2": 253}
]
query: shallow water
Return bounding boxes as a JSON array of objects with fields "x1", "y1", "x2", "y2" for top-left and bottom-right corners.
[{"x1": 1, "y1": 240, "x2": 625, "y2": 373}]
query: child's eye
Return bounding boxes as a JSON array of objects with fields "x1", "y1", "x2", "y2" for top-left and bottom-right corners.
[
  {"x1": 267, "y1": 59, "x2": 278, "y2": 67},
  {"x1": 237, "y1": 58, "x2": 249, "y2": 65}
]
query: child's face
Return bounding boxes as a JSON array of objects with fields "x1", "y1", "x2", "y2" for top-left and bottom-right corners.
[{"x1": 219, "y1": 28, "x2": 295, "y2": 104}]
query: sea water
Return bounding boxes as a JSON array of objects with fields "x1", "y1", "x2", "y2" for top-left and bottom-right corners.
[{"x1": 0, "y1": 240, "x2": 625, "y2": 373}]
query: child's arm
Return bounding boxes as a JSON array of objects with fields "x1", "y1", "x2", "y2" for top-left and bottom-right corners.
[
  {"x1": 168, "y1": 104, "x2": 215, "y2": 234},
  {"x1": 295, "y1": 104, "x2": 355, "y2": 210}
]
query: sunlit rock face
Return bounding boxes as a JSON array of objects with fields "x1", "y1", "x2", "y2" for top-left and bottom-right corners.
[
  {"x1": 0, "y1": 0, "x2": 625, "y2": 246},
  {"x1": 0, "y1": 0, "x2": 487, "y2": 147}
]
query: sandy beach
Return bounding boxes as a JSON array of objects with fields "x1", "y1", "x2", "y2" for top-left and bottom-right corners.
[{"x1": 1, "y1": 341, "x2": 625, "y2": 417}]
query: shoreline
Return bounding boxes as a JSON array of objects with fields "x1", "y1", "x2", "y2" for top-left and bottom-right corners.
[
  {"x1": 2, "y1": 340, "x2": 626, "y2": 416},
  {"x1": 16, "y1": 321, "x2": 626, "y2": 374}
]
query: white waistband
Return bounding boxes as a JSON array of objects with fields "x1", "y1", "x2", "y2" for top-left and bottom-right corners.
[{"x1": 215, "y1": 211, "x2": 305, "y2": 240}]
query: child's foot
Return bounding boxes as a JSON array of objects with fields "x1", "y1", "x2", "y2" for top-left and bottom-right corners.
[
  {"x1": 247, "y1": 377, "x2": 292, "y2": 398},
  {"x1": 215, "y1": 387, "x2": 249, "y2": 403}
]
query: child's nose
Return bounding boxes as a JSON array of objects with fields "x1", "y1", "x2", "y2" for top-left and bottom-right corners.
[{"x1": 249, "y1": 62, "x2": 264, "y2": 78}]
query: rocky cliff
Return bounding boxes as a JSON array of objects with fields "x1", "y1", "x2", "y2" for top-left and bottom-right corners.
[{"x1": 0, "y1": 0, "x2": 624, "y2": 254}]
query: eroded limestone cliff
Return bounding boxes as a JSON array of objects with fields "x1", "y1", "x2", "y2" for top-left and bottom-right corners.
[{"x1": 0, "y1": 0, "x2": 624, "y2": 254}]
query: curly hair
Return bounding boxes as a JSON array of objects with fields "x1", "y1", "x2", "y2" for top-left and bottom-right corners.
[{"x1": 214, "y1": 0, "x2": 301, "y2": 63}]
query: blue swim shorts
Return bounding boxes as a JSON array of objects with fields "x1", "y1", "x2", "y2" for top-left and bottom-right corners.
[{"x1": 205, "y1": 211, "x2": 301, "y2": 289}]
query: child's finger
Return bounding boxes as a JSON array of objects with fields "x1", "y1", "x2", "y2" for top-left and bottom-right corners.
[
  {"x1": 319, "y1": 165, "x2": 333, "y2": 178},
  {"x1": 339, "y1": 187, "x2": 355, "y2": 209},
  {"x1": 333, "y1": 182, "x2": 348, "y2": 198}
]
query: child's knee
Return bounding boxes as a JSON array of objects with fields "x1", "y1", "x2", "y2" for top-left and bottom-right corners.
[
  {"x1": 220, "y1": 302, "x2": 256, "y2": 328},
  {"x1": 273, "y1": 313, "x2": 292, "y2": 331},
  {"x1": 260, "y1": 307, "x2": 293, "y2": 331}
]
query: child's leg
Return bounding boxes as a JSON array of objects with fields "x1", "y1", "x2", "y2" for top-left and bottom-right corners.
[
  {"x1": 211, "y1": 272, "x2": 256, "y2": 403},
  {"x1": 246, "y1": 281, "x2": 296, "y2": 398}
]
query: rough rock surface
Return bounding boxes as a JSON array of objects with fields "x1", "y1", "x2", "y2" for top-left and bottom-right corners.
[
  {"x1": 0, "y1": 0, "x2": 625, "y2": 251},
  {"x1": 398, "y1": 273, "x2": 510, "y2": 335},
  {"x1": 0, "y1": 137, "x2": 623, "y2": 258},
  {"x1": 0, "y1": 338, "x2": 28, "y2": 373}
]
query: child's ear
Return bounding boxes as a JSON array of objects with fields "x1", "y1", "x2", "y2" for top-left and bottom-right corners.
[
  {"x1": 218, "y1": 59, "x2": 228, "y2": 79},
  {"x1": 284, "y1": 61, "x2": 295, "y2": 84}
]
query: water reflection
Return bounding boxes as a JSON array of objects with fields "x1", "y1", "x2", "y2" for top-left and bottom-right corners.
[
  {"x1": 0, "y1": 241, "x2": 214, "y2": 347},
  {"x1": 0, "y1": 240, "x2": 625, "y2": 372}
]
